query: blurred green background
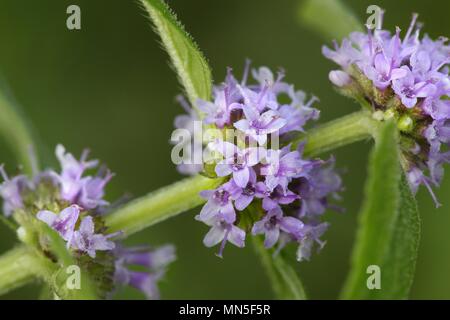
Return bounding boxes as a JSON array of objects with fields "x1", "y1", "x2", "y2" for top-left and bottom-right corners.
[{"x1": 0, "y1": 0, "x2": 449, "y2": 299}]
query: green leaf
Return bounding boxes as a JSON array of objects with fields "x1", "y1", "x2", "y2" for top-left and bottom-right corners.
[
  {"x1": 341, "y1": 121, "x2": 420, "y2": 299},
  {"x1": 299, "y1": 0, "x2": 363, "y2": 41},
  {"x1": 379, "y1": 173, "x2": 420, "y2": 298},
  {"x1": 0, "y1": 87, "x2": 40, "y2": 175},
  {"x1": 252, "y1": 237, "x2": 307, "y2": 300},
  {"x1": 140, "y1": 0, "x2": 212, "y2": 111}
]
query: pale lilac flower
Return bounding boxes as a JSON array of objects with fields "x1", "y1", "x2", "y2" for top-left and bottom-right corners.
[
  {"x1": 296, "y1": 223, "x2": 329, "y2": 262},
  {"x1": 197, "y1": 87, "x2": 241, "y2": 128},
  {"x1": 78, "y1": 170, "x2": 114, "y2": 210},
  {"x1": 260, "y1": 185, "x2": 298, "y2": 211},
  {"x1": 113, "y1": 244, "x2": 175, "y2": 299},
  {"x1": 128, "y1": 271, "x2": 163, "y2": 299},
  {"x1": 252, "y1": 206, "x2": 303, "y2": 248},
  {"x1": 211, "y1": 140, "x2": 265, "y2": 187},
  {"x1": 407, "y1": 167, "x2": 441, "y2": 207},
  {"x1": 362, "y1": 28, "x2": 409, "y2": 90},
  {"x1": 322, "y1": 39, "x2": 360, "y2": 69},
  {"x1": 118, "y1": 245, "x2": 176, "y2": 269},
  {"x1": 55, "y1": 145, "x2": 113, "y2": 210},
  {"x1": 0, "y1": 166, "x2": 29, "y2": 216},
  {"x1": 198, "y1": 184, "x2": 235, "y2": 221},
  {"x1": 292, "y1": 158, "x2": 342, "y2": 217},
  {"x1": 423, "y1": 99, "x2": 450, "y2": 121},
  {"x1": 392, "y1": 68, "x2": 436, "y2": 108},
  {"x1": 234, "y1": 105, "x2": 287, "y2": 145},
  {"x1": 227, "y1": 169, "x2": 265, "y2": 211},
  {"x1": 261, "y1": 146, "x2": 316, "y2": 193},
  {"x1": 72, "y1": 216, "x2": 116, "y2": 258},
  {"x1": 56, "y1": 144, "x2": 98, "y2": 202},
  {"x1": 37, "y1": 205, "x2": 80, "y2": 247},
  {"x1": 196, "y1": 211, "x2": 245, "y2": 257}
]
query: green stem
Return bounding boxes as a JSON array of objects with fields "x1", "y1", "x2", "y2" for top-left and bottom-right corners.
[
  {"x1": 106, "y1": 175, "x2": 224, "y2": 236},
  {"x1": 301, "y1": 110, "x2": 378, "y2": 157},
  {"x1": 252, "y1": 237, "x2": 307, "y2": 299},
  {"x1": 0, "y1": 90, "x2": 38, "y2": 175},
  {"x1": 0, "y1": 246, "x2": 47, "y2": 295},
  {"x1": 107, "y1": 110, "x2": 376, "y2": 237}
]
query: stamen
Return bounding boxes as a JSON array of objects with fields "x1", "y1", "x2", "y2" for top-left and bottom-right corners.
[
  {"x1": 423, "y1": 176, "x2": 442, "y2": 208},
  {"x1": 403, "y1": 13, "x2": 419, "y2": 44},
  {"x1": 241, "y1": 59, "x2": 251, "y2": 86},
  {"x1": 175, "y1": 94, "x2": 191, "y2": 114},
  {"x1": 28, "y1": 145, "x2": 39, "y2": 176},
  {"x1": 216, "y1": 228, "x2": 230, "y2": 258},
  {"x1": 0, "y1": 164, "x2": 9, "y2": 181},
  {"x1": 367, "y1": 26, "x2": 374, "y2": 58},
  {"x1": 80, "y1": 148, "x2": 91, "y2": 162},
  {"x1": 388, "y1": 27, "x2": 401, "y2": 77},
  {"x1": 305, "y1": 96, "x2": 319, "y2": 108}
]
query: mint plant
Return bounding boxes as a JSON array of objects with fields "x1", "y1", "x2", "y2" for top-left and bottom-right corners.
[{"x1": 0, "y1": 0, "x2": 447, "y2": 300}]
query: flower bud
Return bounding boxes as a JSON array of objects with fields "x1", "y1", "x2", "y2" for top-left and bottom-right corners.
[{"x1": 328, "y1": 70, "x2": 352, "y2": 87}]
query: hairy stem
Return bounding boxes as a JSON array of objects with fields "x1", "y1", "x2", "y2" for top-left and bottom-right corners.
[
  {"x1": 107, "y1": 110, "x2": 376, "y2": 237},
  {"x1": 301, "y1": 110, "x2": 377, "y2": 157},
  {"x1": 0, "y1": 246, "x2": 46, "y2": 295},
  {"x1": 106, "y1": 175, "x2": 224, "y2": 236}
]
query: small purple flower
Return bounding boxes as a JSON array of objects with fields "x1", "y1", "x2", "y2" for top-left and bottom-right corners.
[
  {"x1": 118, "y1": 245, "x2": 176, "y2": 269},
  {"x1": 296, "y1": 222, "x2": 329, "y2": 262},
  {"x1": 252, "y1": 206, "x2": 304, "y2": 248},
  {"x1": 234, "y1": 108, "x2": 286, "y2": 143},
  {"x1": 197, "y1": 87, "x2": 241, "y2": 129},
  {"x1": 260, "y1": 185, "x2": 298, "y2": 211},
  {"x1": 392, "y1": 68, "x2": 436, "y2": 108},
  {"x1": 364, "y1": 54, "x2": 408, "y2": 90},
  {"x1": 55, "y1": 145, "x2": 113, "y2": 210},
  {"x1": 261, "y1": 146, "x2": 316, "y2": 193},
  {"x1": 0, "y1": 166, "x2": 29, "y2": 216},
  {"x1": 227, "y1": 169, "x2": 265, "y2": 211},
  {"x1": 407, "y1": 167, "x2": 441, "y2": 207},
  {"x1": 211, "y1": 140, "x2": 265, "y2": 187},
  {"x1": 322, "y1": 39, "x2": 360, "y2": 69},
  {"x1": 293, "y1": 157, "x2": 342, "y2": 217},
  {"x1": 78, "y1": 170, "x2": 114, "y2": 210},
  {"x1": 198, "y1": 184, "x2": 235, "y2": 221},
  {"x1": 56, "y1": 145, "x2": 98, "y2": 201},
  {"x1": 196, "y1": 211, "x2": 246, "y2": 257},
  {"x1": 234, "y1": 104, "x2": 287, "y2": 145},
  {"x1": 423, "y1": 99, "x2": 450, "y2": 121},
  {"x1": 72, "y1": 215, "x2": 116, "y2": 258},
  {"x1": 37, "y1": 205, "x2": 80, "y2": 247},
  {"x1": 114, "y1": 244, "x2": 175, "y2": 300},
  {"x1": 128, "y1": 271, "x2": 163, "y2": 300}
]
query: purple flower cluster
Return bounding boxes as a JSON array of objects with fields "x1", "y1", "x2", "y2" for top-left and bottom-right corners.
[
  {"x1": 323, "y1": 13, "x2": 449, "y2": 205},
  {"x1": 0, "y1": 145, "x2": 175, "y2": 299},
  {"x1": 174, "y1": 64, "x2": 342, "y2": 260}
]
